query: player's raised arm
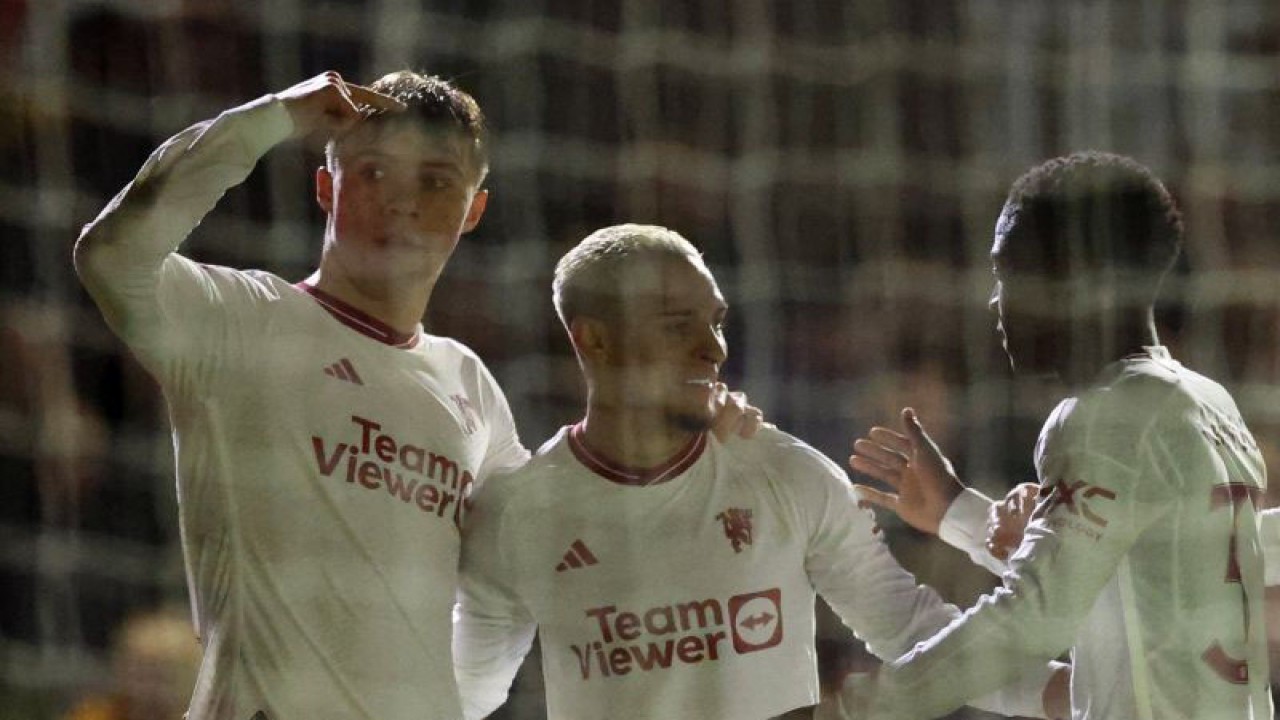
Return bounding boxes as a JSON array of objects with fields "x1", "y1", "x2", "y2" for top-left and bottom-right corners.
[{"x1": 73, "y1": 72, "x2": 402, "y2": 340}]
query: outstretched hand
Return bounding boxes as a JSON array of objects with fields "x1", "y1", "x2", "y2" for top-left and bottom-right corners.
[
  {"x1": 276, "y1": 71, "x2": 406, "y2": 145},
  {"x1": 849, "y1": 407, "x2": 964, "y2": 535}
]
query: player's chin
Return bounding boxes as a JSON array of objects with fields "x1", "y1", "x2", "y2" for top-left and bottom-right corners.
[{"x1": 669, "y1": 406, "x2": 715, "y2": 433}]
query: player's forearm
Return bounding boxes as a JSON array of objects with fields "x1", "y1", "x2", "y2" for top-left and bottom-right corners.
[
  {"x1": 867, "y1": 527, "x2": 1127, "y2": 718},
  {"x1": 74, "y1": 95, "x2": 293, "y2": 333}
]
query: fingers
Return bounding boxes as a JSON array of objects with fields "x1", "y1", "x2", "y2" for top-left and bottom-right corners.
[
  {"x1": 345, "y1": 83, "x2": 408, "y2": 113},
  {"x1": 986, "y1": 482, "x2": 1037, "y2": 560},
  {"x1": 737, "y1": 403, "x2": 764, "y2": 438},
  {"x1": 848, "y1": 451, "x2": 903, "y2": 489},
  {"x1": 280, "y1": 72, "x2": 406, "y2": 144},
  {"x1": 986, "y1": 538, "x2": 1012, "y2": 561},
  {"x1": 1015, "y1": 482, "x2": 1039, "y2": 515},
  {"x1": 852, "y1": 436, "x2": 908, "y2": 469},
  {"x1": 852, "y1": 484, "x2": 898, "y2": 513},
  {"x1": 901, "y1": 407, "x2": 940, "y2": 454},
  {"x1": 708, "y1": 384, "x2": 764, "y2": 440},
  {"x1": 866, "y1": 426, "x2": 910, "y2": 455}
]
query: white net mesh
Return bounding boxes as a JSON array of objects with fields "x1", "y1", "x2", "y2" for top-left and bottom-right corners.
[{"x1": 2, "y1": 1, "x2": 1278, "y2": 717}]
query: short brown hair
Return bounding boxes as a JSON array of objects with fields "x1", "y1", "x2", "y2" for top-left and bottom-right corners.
[{"x1": 327, "y1": 70, "x2": 489, "y2": 183}]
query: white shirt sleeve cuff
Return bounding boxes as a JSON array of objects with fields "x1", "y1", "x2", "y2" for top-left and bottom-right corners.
[
  {"x1": 938, "y1": 487, "x2": 1011, "y2": 576},
  {"x1": 939, "y1": 487, "x2": 993, "y2": 553}
]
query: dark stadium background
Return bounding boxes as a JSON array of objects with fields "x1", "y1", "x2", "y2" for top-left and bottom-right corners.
[{"x1": 1, "y1": 1, "x2": 1277, "y2": 718}]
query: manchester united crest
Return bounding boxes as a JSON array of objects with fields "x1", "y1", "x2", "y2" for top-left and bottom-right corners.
[{"x1": 715, "y1": 507, "x2": 754, "y2": 553}]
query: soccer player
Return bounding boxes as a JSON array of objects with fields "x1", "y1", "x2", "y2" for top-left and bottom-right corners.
[
  {"x1": 453, "y1": 224, "x2": 1065, "y2": 720},
  {"x1": 73, "y1": 70, "x2": 529, "y2": 719},
  {"x1": 831, "y1": 152, "x2": 1272, "y2": 719},
  {"x1": 74, "y1": 72, "x2": 760, "y2": 720}
]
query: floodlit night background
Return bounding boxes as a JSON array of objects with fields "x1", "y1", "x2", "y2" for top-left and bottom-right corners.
[{"x1": 1, "y1": 1, "x2": 1278, "y2": 718}]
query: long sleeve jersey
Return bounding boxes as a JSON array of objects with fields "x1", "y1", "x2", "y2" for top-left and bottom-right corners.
[
  {"x1": 832, "y1": 347, "x2": 1271, "y2": 720},
  {"x1": 76, "y1": 94, "x2": 529, "y2": 720},
  {"x1": 454, "y1": 425, "x2": 1052, "y2": 720}
]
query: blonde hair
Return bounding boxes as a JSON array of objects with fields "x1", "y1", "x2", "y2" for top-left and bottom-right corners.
[{"x1": 552, "y1": 224, "x2": 703, "y2": 327}]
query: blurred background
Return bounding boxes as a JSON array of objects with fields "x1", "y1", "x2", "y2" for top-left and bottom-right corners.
[{"x1": 1, "y1": 1, "x2": 1278, "y2": 718}]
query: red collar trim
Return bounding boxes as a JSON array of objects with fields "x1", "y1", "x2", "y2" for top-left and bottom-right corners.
[
  {"x1": 295, "y1": 283, "x2": 420, "y2": 349},
  {"x1": 567, "y1": 422, "x2": 706, "y2": 487}
]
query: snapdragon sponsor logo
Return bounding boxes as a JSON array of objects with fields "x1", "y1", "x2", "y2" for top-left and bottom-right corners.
[
  {"x1": 570, "y1": 588, "x2": 782, "y2": 680},
  {"x1": 311, "y1": 415, "x2": 474, "y2": 528}
]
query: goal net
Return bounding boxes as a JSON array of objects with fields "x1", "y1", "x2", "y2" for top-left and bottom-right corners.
[{"x1": 1, "y1": 1, "x2": 1276, "y2": 717}]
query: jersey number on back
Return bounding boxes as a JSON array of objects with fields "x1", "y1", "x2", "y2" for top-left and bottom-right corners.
[{"x1": 1201, "y1": 482, "x2": 1262, "y2": 684}]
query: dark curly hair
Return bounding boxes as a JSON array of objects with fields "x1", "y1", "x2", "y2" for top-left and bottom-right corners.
[{"x1": 999, "y1": 151, "x2": 1183, "y2": 282}]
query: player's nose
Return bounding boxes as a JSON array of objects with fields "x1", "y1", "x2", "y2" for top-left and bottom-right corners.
[
  {"x1": 382, "y1": 178, "x2": 421, "y2": 217},
  {"x1": 697, "y1": 324, "x2": 727, "y2": 365}
]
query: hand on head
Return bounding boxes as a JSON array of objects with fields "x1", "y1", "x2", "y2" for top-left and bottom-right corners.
[{"x1": 277, "y1": 71, "x2": 407, "y2": 145}]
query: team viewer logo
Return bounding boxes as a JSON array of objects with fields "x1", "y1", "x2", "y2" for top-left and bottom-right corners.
[
  {"x1": 310, "y1": 415, "x2": 475, "y2": 528},
  {"x1": 728, "y1": 588, "x2": 782, "y2": 653},
  {"x1": 571, "y1": 587, "x2": 784, "y2": 680},
  {"x1": 715, "y1": 508, "x2": 754, "y2": 553}
]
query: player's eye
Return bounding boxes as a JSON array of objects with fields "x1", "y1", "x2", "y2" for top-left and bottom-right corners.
[
  {"x1": 361, "y1": 164, "x2": 385, "y2": 181},
  {"x1": 421, "y1": 173, "x2": 455, "y2": 191}
]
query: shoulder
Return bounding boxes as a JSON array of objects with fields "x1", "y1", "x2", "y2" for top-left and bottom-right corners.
[
  {"x1": 419, "y1": 335, "x2": 503, "y2": 386},
  {"x1": 1064, "y1": 356, "x2": 1203, "y2": 443},
  {"x1": 472, "y1": 429, "x2": 574, "y2": 511},
  {"x1": 425, "y1": 334, "x2": 483, "y2": 362},
  {"x1": 162, "y1": 258, "x2": 294, "y2": 305},
  {"x1": 1045, "y1": 353, "x2": 1237, "y2": 477},
  {"x1": 723, "y1": 426, "x2": 850, "y2": 495}
]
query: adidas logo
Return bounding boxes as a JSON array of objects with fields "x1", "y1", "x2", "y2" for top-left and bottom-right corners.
[
  {"x1": 323, "y1": 358, "x2": 364, "y2": 385},
  {"x1": 556, "y1": 539, "x2": 598, "y2": 572}
]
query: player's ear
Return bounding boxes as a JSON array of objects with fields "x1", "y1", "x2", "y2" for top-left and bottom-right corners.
[
  {"x1": 462, "y1": 188, "x2": 489, "y2": 234},
  {"x1": 315, "y1": 166, "x2": 334, "y2": 214},
  {"x1": 569, "y1": 316, "x2": 612, "y2": 364}
]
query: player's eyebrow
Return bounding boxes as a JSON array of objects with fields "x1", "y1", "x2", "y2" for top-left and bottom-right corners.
[
  {"x1": 658, "y1": 301, "x2": 729, "y2": 318},
  {"x1": 418, "y1": 161, "x2": 465, "y2": 176}
]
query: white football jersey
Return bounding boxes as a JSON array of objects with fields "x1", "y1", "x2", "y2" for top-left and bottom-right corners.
[
  {"x1": 455, "y1": 425, "x2": 1052, "y2": 720},
  {"x1": 1261, "y1": 509, "x2": 1280, "y2": 585},
  {"x1": 848, "y1": 347, "x2": 1272, "y2": 720},
  {"x1": 79, "y1": 97, "x2": 528, "y2": 720}
]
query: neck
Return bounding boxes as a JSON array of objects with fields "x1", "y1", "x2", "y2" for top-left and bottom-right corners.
[
  {"x1": 580, "y1": 401, "x2": 701, "y2": 469},
  {"x1": 305, "y1": 265, "x2": 437, "y2": 337},
  {"x1": 1060, "y1": 308, "x2": 1160, "y2": 387}
]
